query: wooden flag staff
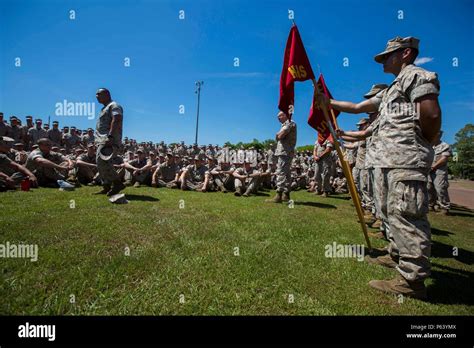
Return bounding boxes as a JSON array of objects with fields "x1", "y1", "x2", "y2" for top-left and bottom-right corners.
[{"x1": 311, "y1": 78, "x2": 372, "y2": 251}]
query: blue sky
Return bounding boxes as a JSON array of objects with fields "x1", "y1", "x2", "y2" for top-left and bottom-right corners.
[{"x1": 1, "y1": 0, "x2": 473, "y2": 146}]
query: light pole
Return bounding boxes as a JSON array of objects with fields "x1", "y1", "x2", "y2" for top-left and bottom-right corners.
[{"x1": 194, "y1": 81, "x2": 204, "y2": 145}]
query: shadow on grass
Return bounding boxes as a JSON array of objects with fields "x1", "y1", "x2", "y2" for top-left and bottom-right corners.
[
  {"x1": 451, "y1": 204, "x2": 473, "y2": 213},
  {"x1": 447, "y1": 211, "x2": 474, "y2": 218},
  {"x1": 446, "y1": 204, "x2": 474, "y2": 218},
  {"x1": 428, "y1": 263, "x2": 474, "y2": 305},
  {"x1": 327, "y1": 195, "x2": 352, "y2": 201},
  {"x1": 125, "y1": 194, "x2": 160, "y2": 202},
  {"x1": 254, "y1": 192, "x2": 270, "y2": 197},
  {"x1": 432, "y1": 240, "x2": 474, "y2": 265},
  {"x1": 431, "y1": 228, "x2": 454, "y2": 236},
  {"x1": 294, "y1": 201, "x2": 337, "y2": 209}
]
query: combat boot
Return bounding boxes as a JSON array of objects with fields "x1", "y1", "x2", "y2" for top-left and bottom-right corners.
[
  {"x1": 368, "y1": 231, "x2": 385, "y2": 239},
  {"x1": 369, "y1": 275, "x2": 427, "y2": 300},
  {"x1": 364, "y1": 214, "x2": 376, "y2": 224},
  {"x1": 365, "y1": 254, "x2": 398, "y2": 269},
  {"x1": 282, "y1": 192, "x2": 290, "y2": 202},
  {"x1": 107, "y1": 181, "x2": 126, "y2": 196},
  {"x1": 370, "y1": 219, "x2": 382, "y2": 229},
  {"x1": 368, "y1": 247, "x2": 389, "y2": 258},
  {"x1": 234, "y1": 187, "x2": 243, "y2": 196},
  {"x1": 321, "y1": 192, "x2": 328, "y2": 198},
  {"x1": 94, "y1": 185, "x2": 111, "y2": 195},
  {"x1": 266, "y1": 192, "x2": 282, "y2": 203}
]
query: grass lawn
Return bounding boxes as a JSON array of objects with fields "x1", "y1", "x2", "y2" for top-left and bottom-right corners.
[{"x1": 0, "y1": 186, "x2": 473, "y2": 315}]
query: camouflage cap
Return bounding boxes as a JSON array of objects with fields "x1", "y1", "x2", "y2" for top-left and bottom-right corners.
[
  {"x1": 374, "y1": 36, "x2": 419, "y2": 63},
  {"x1": 0, "y1": 136, "x2": 14, "y2": 146},
  {"x1": 364, "y1": 84, "x2": 389, "y2": 99},
  {"x1": 136, "y1": 147, "x2": 145, "y2": 153}
]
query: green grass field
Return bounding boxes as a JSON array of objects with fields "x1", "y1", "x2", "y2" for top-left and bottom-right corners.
[{"x1": 0, "y1": 187, "x2": 473, "y2": 315}]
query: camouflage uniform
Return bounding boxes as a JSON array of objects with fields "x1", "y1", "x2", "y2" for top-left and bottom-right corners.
[
  {"x1": 154, "y1": 161, "x2": 179, "y2": 187},
  {"x1": 275, "y1": 119, "x2": 297, "y2": 194},
  {"x1": 9, "y1": 125, "x2": 23, "y2": 143},
  {"x1": 333, "y1": 175, "x2": 348, "y2": 194},
  {"x1": 0, "y1": 153, "x2": 26, "y2": 187},
  {"x1": 364, "y1": 121, "x2": 377, "y2": 217},
  {"x1": 76, "y1": 152, "x2": 97, "y2": 184},
  {"x1": 182, "y1": 163, "x2": 208, "y2": 190},
  {"x1": 28, "y1": 126, "x2": 48, "y2": 146},
  {"x1": 315, "y1": 140, "x2": 333, "y2": 193},
  {"x1": 95, "y1": 101, "x2": 124, "y2": 186},
  {"x1": 428, "y1": 141, "x2": 451, "y2": 210},
  {"x1": 82, "y1": 132, "x2": 95, "y2": 146},
  {"x1": 25, "y1": 149, "x2": 69, "y2": 186},
  {"x1": 233, "y1": 166, "x2": 260, "y2": 194},
  {"x1": 211, "y1": 162, "x2": 234, "y2": 191},
  {"x1": 0, "y1": 120, "x2": 12, "y2": 137},
  {"x1": 126, "y1": 157, "x2": 150, "y2": 185},
  {"x1": 369, "y1": 63, "x2": 439, "y2": 282},
  {"x1": 355, "y1": 139, "x2": 375, "y2": 213}
]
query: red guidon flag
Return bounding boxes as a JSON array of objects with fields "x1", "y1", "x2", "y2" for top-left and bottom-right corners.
[
  {"x1": 308, "y1": 74, "x2": 340, "y2": 144},
  {"x1": 278, "y1": 25, "x2": 315, "y2": 117}
]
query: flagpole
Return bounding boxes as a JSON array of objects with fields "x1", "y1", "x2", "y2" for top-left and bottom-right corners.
[
  {"x1": 312, "y1": 78, "x2": 372, "y2": 251},
  {"x1": 194, "y1": 81, "x2": 203, "y2": 145},
  {"x1": 319, "y1": 75, "x2": 340, "y2": 132}
]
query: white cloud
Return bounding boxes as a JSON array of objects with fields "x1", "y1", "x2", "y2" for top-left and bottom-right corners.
[{"x1": 414, "y1": 57, "x2": 434, "y2": 65}]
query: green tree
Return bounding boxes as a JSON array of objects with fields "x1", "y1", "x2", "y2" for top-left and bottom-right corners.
[
  {"x1": 448, "y1": 123, "x2": 474, "y2": 179},
  {"x1": 297, "y1": 145, "x2": 314, "y2": 152}
]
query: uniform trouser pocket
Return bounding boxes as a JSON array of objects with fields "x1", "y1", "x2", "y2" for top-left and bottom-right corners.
[{"x1": 387, "y1": 173, "x2": 431, "y2": 281}]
